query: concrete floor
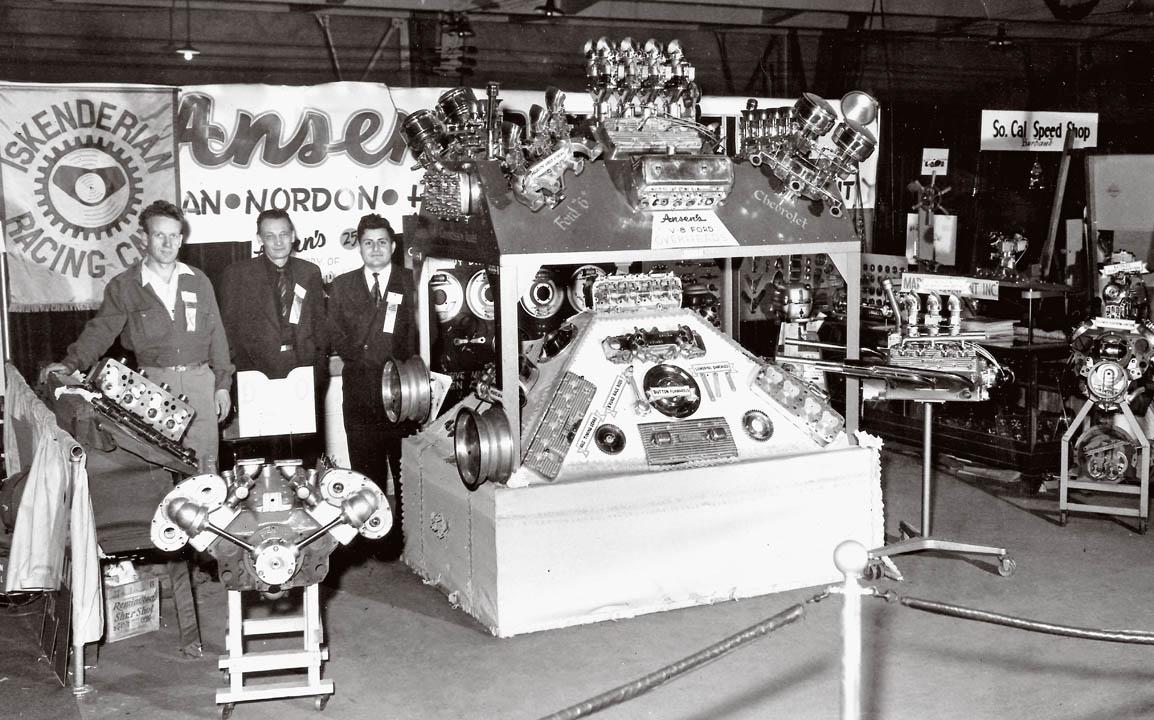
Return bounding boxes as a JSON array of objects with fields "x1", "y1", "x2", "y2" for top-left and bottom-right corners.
[{"x1": 6, "y1": 444, "x2": 1154, "y2": 720}]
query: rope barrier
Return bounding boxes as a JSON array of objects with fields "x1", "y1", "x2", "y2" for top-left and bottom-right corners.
[
  {"x1": 898, "y1": 595, "x2": 1154, "y2": 645},
  {"x1": 536, "y1": 591, "x2": 829, "y2": 720}
]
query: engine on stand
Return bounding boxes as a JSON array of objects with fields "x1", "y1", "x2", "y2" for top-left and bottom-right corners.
[
  {"x1": 150, "y1": 459, "x2": 391, "y2": 716},
  {"x1": 1065, "y1": 255, "x2": 1154, "y2": 486}
]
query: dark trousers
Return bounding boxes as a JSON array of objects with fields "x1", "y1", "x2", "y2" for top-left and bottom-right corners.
[{"x1": 345, "y1": 423, "x2": 404, "y2": 557}]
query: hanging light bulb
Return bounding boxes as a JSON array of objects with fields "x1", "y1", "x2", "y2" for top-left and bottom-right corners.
[
  {"x1": 535, "y1": 0, "x2": 564, "y2": 17},
  {"x1": 174, "y1": 0, "x2": 201, "y2": 61}
]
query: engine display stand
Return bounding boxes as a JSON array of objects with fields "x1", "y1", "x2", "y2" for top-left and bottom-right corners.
[
  {"x1": 868, "y1": 402, "x2": 1017, "y2": 578},
  {"x1": 216, "y1": 584, "x2": 332, "y2": 719},
  {"x1": 1059, "y1": 398, "x2": 1150, "y2": 533}
]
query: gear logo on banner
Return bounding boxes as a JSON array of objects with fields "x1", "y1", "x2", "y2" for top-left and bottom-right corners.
[{"x1": 35, "y1": 134, "x2": 144, "y2": 241}]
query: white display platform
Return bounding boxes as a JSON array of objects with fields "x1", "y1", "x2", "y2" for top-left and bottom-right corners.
[{"x1": 401, "y1": 431, "x2": 884, "y2": 637}]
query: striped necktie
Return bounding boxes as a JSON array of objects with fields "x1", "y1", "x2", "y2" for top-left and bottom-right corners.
[
  {"x1": 371, "y1": 272, "x2": 382, "y2": 305},
  {"x1": 277, "y1": 267, "x2": 292, "y2": 322}
]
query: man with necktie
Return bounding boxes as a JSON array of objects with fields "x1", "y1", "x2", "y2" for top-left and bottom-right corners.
[
  {"x1": 219, "y1": 209, "x2": 327, "y2": 463},
  {"x1": 327, "y1": 213, "x2": 417, "y2": 558}
]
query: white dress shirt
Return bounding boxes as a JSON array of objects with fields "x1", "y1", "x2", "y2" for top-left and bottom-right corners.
[
  {"x1": 141, "y1": 261, "x2": 194, "y2": 320},
  {"x1": 363, "y1": 264, "x2": 392, "y2": 300}
]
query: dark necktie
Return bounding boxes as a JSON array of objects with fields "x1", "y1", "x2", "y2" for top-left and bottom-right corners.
[
  {"x1": 277, "y1": 267, "x2": 292, "y2": 322},
  {"x1": 371, "y1": 272, "x2": 382, "y2": 305}
]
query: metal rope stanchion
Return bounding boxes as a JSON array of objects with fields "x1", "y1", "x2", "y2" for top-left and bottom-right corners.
[
  {"x1": 834, "y1": 541, "x2": 868, "y2": 720},
  {"x1": 67, "y1": 449, "x2": 92, "y2": 697}
]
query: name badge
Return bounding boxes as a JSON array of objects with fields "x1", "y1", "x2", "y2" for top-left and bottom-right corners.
[
  {"x1": 181, "y1": 291, "x2": 197, "y2": 332},
  {"x1": 289, "y1": 284, "x2": 306, "y2": 325},
  {"x1": 383, "y1": 291, "x2": 403, "y2": 334}
]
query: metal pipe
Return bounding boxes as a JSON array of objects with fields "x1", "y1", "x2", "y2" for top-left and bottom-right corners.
[
  {"x1": 68, "y1": 453, "x2": 91, "y2": 696},
  {"x1": 296, "y1": 516, "x2": 343, "y2": 551},
  {"x1": 206, "y1": 523, "x2": 255, "y2": 553},
  {"x1": 922, "y1": 403, "x2": 933, "y2": 537}
]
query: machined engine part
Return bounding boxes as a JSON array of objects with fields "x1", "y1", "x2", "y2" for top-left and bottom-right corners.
[
  {"x1": 626, "y1": 154, "x2": 734, "y2": 212},
  {"x1": 454, "y1": 404, "x2": 515, "y2": 490},
  {"x1": 638, "y1": 416, "x2": 737, "y2": 468},
  {"x1": 520, "y1": 268, "x2": 565, "y2": 320},
  {"x1": 568, "y1": 265, "x2": 606, "y2": 312},
  {"x1": 591, "y1": 273, "x2": 682, "y2": 314},
  {"x1": 88, "y1": 357, "x2": 196, "y2": 443},
  {"x1": 382, "y1": 355, "x2": 435, "y2": 424},
  {"x1": 601, "y1": 325, "x2": 706, "y2": 364},
  {"x1": 150, "y1": 461, "x2": 391, "y2": 596},
  {"x1": 522, "y1": 372, "x2": 597, "y2": 479},
  {"x1": 465, "y1": 269, "x2": 496, "y2": 321},
  {"x1": 741, "y1": 91, "x2": 878, "y2": 217},
  {"x1": 429, "y1": 271, "x2": 465, "y2": 323},
  {"x1": 1071, "y1": 319, "x2": 1154, "y2": 409},
  {"x1": 753, "y1": 363, "x2": 844, "y2": 446},
  {"x1": 642, "y1": 363, "x2": 702, "y2": 419},
  {"x1": 1075, "y1": 424, "x2": 1137, "y2": 483}
]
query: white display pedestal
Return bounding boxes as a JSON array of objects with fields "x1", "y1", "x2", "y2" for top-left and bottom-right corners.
[{"x1": 401, "y1": 433, "x2": 884, "y2": 637}]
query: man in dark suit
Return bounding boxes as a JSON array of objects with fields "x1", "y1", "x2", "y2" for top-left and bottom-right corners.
[
  {"x1": 327, "y1": 213, "x2": 417, "y2": 557},
  {"x1": 219, "y1": 209, "x2": 328, "y2": 463}
]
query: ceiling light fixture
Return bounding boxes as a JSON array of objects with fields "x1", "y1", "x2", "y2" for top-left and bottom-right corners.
[
  {"x1": 988, "y1": 23, "x2": 1013, "y2": 48},
  {"x1": 535, "y1": 0, "x2": 564, "y2": 17},
  {"x1": 175, "y1": 0, "x2": 201, "y2": 61}
]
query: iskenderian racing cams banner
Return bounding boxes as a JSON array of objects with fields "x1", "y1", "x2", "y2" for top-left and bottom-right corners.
[{"x1": 0, "y1": 84, "x2": 178, "y2": 311}]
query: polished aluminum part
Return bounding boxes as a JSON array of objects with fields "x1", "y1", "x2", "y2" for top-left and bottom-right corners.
[
  {"x1": 382, "y1": 355, "x2": 434, "y2": 423},
  {"x1": 742, "y1": 410, "x2": 774, "y2": 441},
  {"x1": 520, "y1": 268, "x2": 565, "y2": 319},
  {"x1": 839, "y1": 90, "x2": 879, "y2": 127},
  {"x1": 522, "y1": 372, "x2": 597, "y2": 479},
  {"x1": 454, "y1": 405, "x2": 515, "y2": 490},
  {"x1": 567, "y1": 265, "x2": 606, "y2": 312},
  {"x1": 643, "y1": 363, "x2": 702, "y2": 419},
  {"x1": 627, "y1": 154, "x2": 734, "y2": 211},
  {"x1": 591, "y1": 273, "x2": 682, "y2": 314},
  {"x1": 465, "y1": 269, "x2": 496, "y2": 320},
  {"x1": 638, "y1": 416, "x2": 737, "y2": 467},
  {"x1": 594, "y1": 423, "x2": 626, "y2": 454},
  {"x1": 437, "y1": 86, "x2": 481, "y2": 127},
  {"x1": 252, "y1": 538, "x2": 299, "y2": 586},
  {"x1": 429, "y1": 271, "x2": 464, "y2": 323},
  {"x1": 151, "y1": 461, "x2": 391, "y2": 593},
  {"x1": 402, "y1": 109, "x2": 446, "y2": 167}
]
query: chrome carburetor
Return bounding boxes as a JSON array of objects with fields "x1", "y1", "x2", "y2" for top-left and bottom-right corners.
[{"x1": 740, "y1": 91, "x2": 878, "y2": 218}]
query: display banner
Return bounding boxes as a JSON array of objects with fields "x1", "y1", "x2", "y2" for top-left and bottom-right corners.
[
  {"x1": 0, "y1": 84, "x2": 178, "y2": 311},
  {"x1": 980, "y1": 109, "x2": 1098, "y2": 152},
  {"x1": 177, "y1": 83, "x2": 415, "y2": 282}
]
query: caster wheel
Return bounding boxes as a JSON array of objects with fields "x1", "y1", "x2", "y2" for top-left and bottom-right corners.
[
  {"x1": 997, "y1": 556, "x2": 1016, "y2": 578},
  {"x1": 1140, "y1": 520, "x2": 1148, "y2": 535},
  {"x1": 315, "y1": 695, "x2": 330, "y2": 712},
  {"x1": 862, "y1": 560, "x2": 883, "y2": 581},
  {"x1": 1060, "y1": 511, "x2": 1068, "y2": 527},
  {"x1": 221, "y1": 703, "x2": 234, "y2": 720}
]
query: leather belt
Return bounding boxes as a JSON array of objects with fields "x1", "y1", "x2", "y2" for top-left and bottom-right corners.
[{"x1": 161, "y1": 362, "x2": 207, "y2": 372}]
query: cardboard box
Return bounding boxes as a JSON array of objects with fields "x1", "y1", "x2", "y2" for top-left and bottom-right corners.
[{"x1": 104, "y1": 576, "x2": 159, "y2": 643}]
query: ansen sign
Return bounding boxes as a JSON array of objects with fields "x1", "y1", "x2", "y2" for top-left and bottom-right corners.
[{"x1": 980, "y1": 110, "x2": 1098, "y2": 152}]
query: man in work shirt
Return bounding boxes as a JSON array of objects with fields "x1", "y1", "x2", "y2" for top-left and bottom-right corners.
[
  {"x1": 219, "y1": 209, "x2": 327, "y2": 463},
  {"x1": 327, "y1": 213, "x2": 416, "y2": 557},
  {"x1": 42, "y1": 200, "x2": 234, "y2": 472}
]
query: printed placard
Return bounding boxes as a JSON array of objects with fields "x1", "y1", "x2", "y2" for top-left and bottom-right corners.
[
  {"x1": 900, "y1": 272, "x2": 999, "y2": 300},
  {"x1": 921, "y1": 148, "x2": 949, "y2": 175},
  {"x1": 980, "y1": 110, "x2": 1098, "y2": 152},
  {"x1": 603, "y1": 372, "x2": 627, "y2": 418},
  {"x1": 573, "y1": 410, "x2": 601, "y2": 457},
  {"x1": 650, "y1": 210, "x2": 738, "y2": 250}
]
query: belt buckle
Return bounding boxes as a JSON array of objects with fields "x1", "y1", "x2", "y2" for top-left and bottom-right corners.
[
  {"x1": 174, "y1": 364, "x2": 190, "y2": 372},
  {"x1": 280, "y1": 344, "x2": 293, "y2": 352}
]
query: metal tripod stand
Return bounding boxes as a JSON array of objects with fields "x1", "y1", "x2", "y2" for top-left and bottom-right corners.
[{"x1": 867, "y1": 402, "x2": 1017, "y2": 579}]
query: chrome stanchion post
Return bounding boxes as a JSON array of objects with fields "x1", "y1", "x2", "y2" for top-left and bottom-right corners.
[
  {"x1": 834, "y1": 540, "x2": 867, "y2": 720},
  {"x1": 68, "y1": 453, "x2": 92, "y2": 696}
]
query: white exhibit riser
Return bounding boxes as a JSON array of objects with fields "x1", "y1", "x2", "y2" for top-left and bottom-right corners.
[{"x1": 400, "y1": 434, "x2": 884, "y2": 637}]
